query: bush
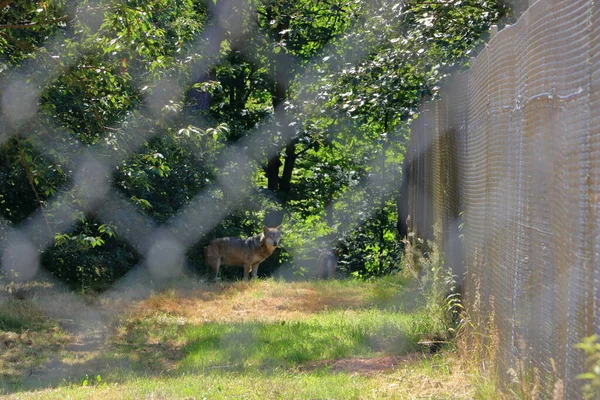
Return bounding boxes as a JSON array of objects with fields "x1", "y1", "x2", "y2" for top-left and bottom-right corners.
[{"x1": 41, "y1": 215, "x2": 139, "y2": 292}]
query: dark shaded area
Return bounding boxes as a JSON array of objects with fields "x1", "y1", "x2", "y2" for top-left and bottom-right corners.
[{"x1": 41, "y1": 214, "x2": 140, "y2": 292}]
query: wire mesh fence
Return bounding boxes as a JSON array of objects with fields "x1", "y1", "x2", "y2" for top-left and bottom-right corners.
[
  {"x1": 405, "y1": 0, "x2": 599, "y2": 397},
  {"x1": 0, "y1": 0, "x2": 423, "y2": 390},
  {"x1": 4, "y1": 0, "x2": 598, "y2": 396}
]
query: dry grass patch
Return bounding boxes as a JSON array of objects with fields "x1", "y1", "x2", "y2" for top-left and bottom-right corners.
[
  {"x1": 126, "y1": 279, "x2": 384, "y2": 325},
  {"x1": 0, "y1": 281, "x2": 120, "y2": 392},
  {"x1": 0, "y1": 298, "x2": 71, "y2": 389}
]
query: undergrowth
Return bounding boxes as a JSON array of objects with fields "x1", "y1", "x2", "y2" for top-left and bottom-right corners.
[
  {"x1": 401, "y1": 228, "x2": 464, "y2": 344},
  {"x1": 403, "y1": 229, "x2": 598, "y2": 400}
]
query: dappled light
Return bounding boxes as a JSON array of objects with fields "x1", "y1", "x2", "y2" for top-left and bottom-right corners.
[{"x1": 2, "y1": 0, "x2": 597, "y2": 399}]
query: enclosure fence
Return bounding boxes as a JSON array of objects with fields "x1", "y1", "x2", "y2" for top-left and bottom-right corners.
[{"x1": 405, "y1": 0, "x2": 600, "y2": 397}]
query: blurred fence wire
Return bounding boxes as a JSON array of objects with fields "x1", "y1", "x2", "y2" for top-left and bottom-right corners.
[
  {"x1": 0, "y1": 0, "x2": 407, "y2": 377},
  {"x1": 3, "y1": 0, "x2": 598, "y2": 396},
  {"x1": 404, "y1": 0, "x2": 599, "y2": 397}
]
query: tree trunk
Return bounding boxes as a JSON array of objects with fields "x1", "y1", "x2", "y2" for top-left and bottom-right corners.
[
  {"x1": 325, "y1": 201, "x2": 334, "y2": 227},
  {"x1": 279, "y1": 141, "x2": 297, "y2": 202},
  {"x1": 266, "y1": 156, "x2": 281, "y2": 192},
  {"x1": 265, "y1": 9, "x2": 295, "y2": 200},
  {"x1": 266, "y1": 53, "x2": 291, "y2": 194},
  {"x1": 381, "y1": 111, "x2": 389, "y2": 208}
]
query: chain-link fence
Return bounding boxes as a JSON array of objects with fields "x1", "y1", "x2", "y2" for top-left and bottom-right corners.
[
  {"x1": 405, "y1": 0, "x2": 599, "y2": 397},
  {"x1": 4, "y1": 0, "x2": 495, "y2": 392},
  {"x1": 0, "y1": 0, "x2": 414, "y2": 388}
]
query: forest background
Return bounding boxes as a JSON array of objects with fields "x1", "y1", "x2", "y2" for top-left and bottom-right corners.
[{"x1": 0, "y1": 0, "x2": 515, "y2": 290}]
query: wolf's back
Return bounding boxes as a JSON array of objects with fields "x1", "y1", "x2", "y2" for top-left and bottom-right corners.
[{"x1": 206, "y1": 236, "x2": 261, "y2": 264}]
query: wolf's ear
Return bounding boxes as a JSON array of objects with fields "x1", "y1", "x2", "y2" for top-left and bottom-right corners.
[
  {"x1": 262, "y1": 225, "x2": 269, "y2": 233},
  {"x1": 273, "y1": 224, "x2": 282, "y2": 230}
]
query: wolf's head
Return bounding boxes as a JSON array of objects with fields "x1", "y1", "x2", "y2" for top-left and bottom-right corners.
[{"x1": 262, "y1": 225, "x2": 281, "y2": 247}]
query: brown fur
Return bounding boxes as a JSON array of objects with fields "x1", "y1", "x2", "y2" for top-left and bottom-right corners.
[{"x1": 205, "y1": 225, "x2": 281, "y2": 281}]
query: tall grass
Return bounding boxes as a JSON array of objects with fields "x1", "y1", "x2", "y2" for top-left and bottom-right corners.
[{"x1": 401, "y1": 228, "x2": 464, "y2": 343}]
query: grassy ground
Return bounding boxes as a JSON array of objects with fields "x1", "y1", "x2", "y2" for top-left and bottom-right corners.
[{"x1": 0, "y1": 276, "x2": 479, "y2": 399}]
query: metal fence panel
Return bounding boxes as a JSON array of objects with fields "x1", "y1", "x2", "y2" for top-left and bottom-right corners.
[{"x1": 405, "y1": 0, "x2": 598, "y2": 396}]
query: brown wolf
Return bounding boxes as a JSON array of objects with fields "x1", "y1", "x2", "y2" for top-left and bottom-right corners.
[
  {"x1": 205, "y1": 225, "x2": 281, "y2": 281},
  {"x1": 317, "y1": 249, "x2": 339, "y2": 279}
]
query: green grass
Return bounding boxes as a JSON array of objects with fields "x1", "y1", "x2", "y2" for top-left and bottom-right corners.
[
  {"x1": 5, "y1": 354, "x2": 474, "y2": 400},
  {"x1": 1, "y1": 276, "x2": 476, "y2": 399},
  {"x1": 2, "y1": 369, "x2": 441, "y2": 400},
  {"x1": 178, "y1": 310, "x2": 431, "y2": 370}
]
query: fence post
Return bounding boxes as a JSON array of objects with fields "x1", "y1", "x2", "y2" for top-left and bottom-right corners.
[{"x1": 490, "y1": 25, "x2": 498, "y2": 39}]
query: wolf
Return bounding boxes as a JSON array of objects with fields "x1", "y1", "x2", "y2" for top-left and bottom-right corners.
[
  {"x1": 317, "y1": 249, "x2": 339, "y2": 279},
  {"x1": 205, "y1": 225, "x2": 281, "y2": 281}
]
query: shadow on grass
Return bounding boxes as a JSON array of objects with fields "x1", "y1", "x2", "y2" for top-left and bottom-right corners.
[
  {"x1": 0, "y1": 276, "x2": 434, "y2": 395},
  {"x1": 2, "y1": 310, "x2": 430, "y2": 394}
]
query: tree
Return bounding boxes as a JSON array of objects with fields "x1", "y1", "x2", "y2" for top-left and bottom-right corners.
[
  {"x1": 0, "y1": 0, "x2": 513, "y2": 287},
  {"x1": 322, "y1": 0, "x2": 510, "y2": 247}
]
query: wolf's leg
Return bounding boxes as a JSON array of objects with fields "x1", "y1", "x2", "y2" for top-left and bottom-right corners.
[
  {"x1": 243, "y1": 263, "x2": 251, "y2": 281},
  {"x1": 210, "y1": 257, "x2": 220, "y2": 281},
  {"x1": 327, "y1": 261, "x2": 335, "y2": 279},
  {"x1": 251, "y1": 262, "x2": 259, "y2": 279},
  {"x1": 205, "y1": 244, "x2": 220, "y2": 282}
]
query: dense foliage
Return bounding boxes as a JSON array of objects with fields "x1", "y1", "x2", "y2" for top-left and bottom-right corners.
[{"x1": 0, "y1": 0, "x2": 510, "y2": 289}]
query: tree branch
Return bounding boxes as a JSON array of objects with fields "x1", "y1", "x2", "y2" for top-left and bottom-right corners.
[
  {"x1": 16, "y1": 136, "x2": 53, "y2": 237},
  {"x1": 0, "y1": 31, "x2": 36, "y2": 52},
  {"x1": 294, "y1": 141, "x2": 315, "y2": 158},
  {"x1": 0, "y1": 15, "x2": 70, "y2": 30}
]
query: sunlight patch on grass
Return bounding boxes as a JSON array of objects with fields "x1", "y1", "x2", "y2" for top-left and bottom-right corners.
[
  {"x1": 125, "y1": 274, "x2": 419, "y2": 325},
  {"x1": 1, "y1": 276, "x2": 458, "y2": 398},
  {"x1": 174, "y1": 309, "x2": 437, "y2": 371},
  {"x1": 105, "y1": 276, "x2": 443, "y2": 376}
]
